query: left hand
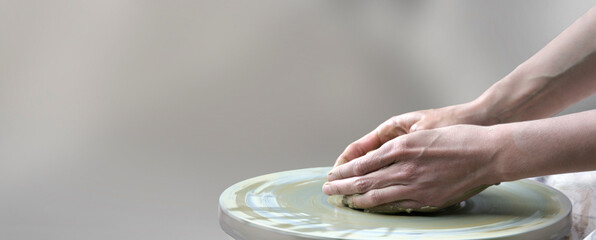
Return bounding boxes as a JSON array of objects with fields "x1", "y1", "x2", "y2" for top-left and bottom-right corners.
[{"x1": 323, "y1": 124, "x2": 501, "y2": 209}]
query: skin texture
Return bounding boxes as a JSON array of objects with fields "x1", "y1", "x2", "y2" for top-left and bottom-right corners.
[
  {"x1": 342, "y1": 184, "x2": 493, "y2": 214},
  {"x1": 323, "y1": 5, "x2": 596, "y2": 211}
]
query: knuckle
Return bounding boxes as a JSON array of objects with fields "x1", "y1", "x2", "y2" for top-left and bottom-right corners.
[
  {"x1": 336, "y1": 168, "x2": 345, "y2": 179},
  {"x1": 344, "y1": 143, "x2": 354, "y2": 153},
  {"x1": 377, "y1": 116, "x2": 408, "y2": 142},
  {"x1": 353, "y1": 178, "x2": 371, "y2": 193},
  {"x1": 378, "y1": 119, "x2": 398, "y2": 141},
  {"x1": 387, "y1": 116, "x2": 404, "y2": 130},
  {"x1": 391, "y1": 137, "x2": 408, "y2": 153},
  {"x1": 390, "y1": 137, "x2": 418, "y2": 161},
  {"x1": 353, "y1": 160, "x2": 368, "y2": 175},
  {"x1": 399, "y1": 165, "x2": 417, "y2": 181},
  {"x1": 368, "y1": 190, "x2": 384, "y2": 206},
  {"x1": 412, "y1": 121, "x2": 428, "y2": 131},
  {"x1": 348, "y1": 142, "x2": 363, "y2": 155}
]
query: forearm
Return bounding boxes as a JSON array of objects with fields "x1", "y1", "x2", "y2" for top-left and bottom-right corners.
[
  {"x1": 490, "y1": 109, "x2": 596, "y2": 182},
  {"x1": 470, "y1": 6, "x2": 596, "y2": 125}
]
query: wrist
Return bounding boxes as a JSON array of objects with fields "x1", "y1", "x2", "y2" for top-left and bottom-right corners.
[
  {"x1": 470, "y1": 62, "x2": 549, "y2": 125},
  {"x1": 452, "y1": 100, "x2": 500, "y2": 126},
  {"x1": 483, "y1": 124, "x2": 517, "y2": 183}
]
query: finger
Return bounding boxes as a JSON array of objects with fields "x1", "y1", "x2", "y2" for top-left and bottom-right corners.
[
  {"x1": 322, "y1": 170, "x2": 388, "y2": 196},
  {"x1": 344, "y1": 185, "x2": 416, "y2": 209},
  {"x1": 324, "y1": 163, "x2": 415, "y2": 195},
  {"x1": 333, "y1": 113, "x2": 422, "y2": 168},
  {"x1": 329, "y1": 136, "x2": 414, "y2": 182},
  {"x1": 333, "y1": 131, "x2": 382, "y2": 168},
  {"x1": 322, "y1": 177, "x2": 363, "y2": 195},
  {"x1": 329, "y1": 149, "x2": 382, "y2": 182}
]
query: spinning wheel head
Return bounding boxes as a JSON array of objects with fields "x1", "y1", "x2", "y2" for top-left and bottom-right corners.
[{"x1": 219, "y1": 167, "x2": 571, "y2": 240}]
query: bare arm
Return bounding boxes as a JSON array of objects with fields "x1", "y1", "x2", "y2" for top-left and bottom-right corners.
[
  {"x1": 492, "y1": 109, "x2": 596, "y2": 182},
  {"x1": 471, "y1": 5, "x2": 596, "y2": 125},
  {"x1": 332, "y1": 5, "x2": 596, "y2": 170},
  {"x1": 324, "y1": 110, "x2": 596, "y2": 209},
  {"x1": 325, "y1": 5, "x2": 596, "y2": 210}
]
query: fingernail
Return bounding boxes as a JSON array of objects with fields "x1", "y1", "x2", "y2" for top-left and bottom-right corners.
[{"x1": 322, "y1": 183, "x2": 331, "y2": 194}]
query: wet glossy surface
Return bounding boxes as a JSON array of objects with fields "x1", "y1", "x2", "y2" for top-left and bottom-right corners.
[{"x1": 219, "y1": 167, "x2": 571, "y2": 239}]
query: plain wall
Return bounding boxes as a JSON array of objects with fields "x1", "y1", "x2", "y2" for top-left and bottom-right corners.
[{"x1": 1, "y1": 1, "x2": 595, "y2": 239}]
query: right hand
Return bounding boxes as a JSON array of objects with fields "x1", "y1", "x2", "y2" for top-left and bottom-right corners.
[{"x1": 325, "y1": 123, "x2": 501, "y2": 210}]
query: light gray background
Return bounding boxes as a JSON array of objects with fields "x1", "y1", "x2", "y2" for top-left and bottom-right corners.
[{"x1": 1, "y1": 1, "x2": 595, "y2": 239}]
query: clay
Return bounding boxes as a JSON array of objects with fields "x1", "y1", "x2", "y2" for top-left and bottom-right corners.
[{"x1": 342, "y1": 184, "x2": 496, "y2": 214}]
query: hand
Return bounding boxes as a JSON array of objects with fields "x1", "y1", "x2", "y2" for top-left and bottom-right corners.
[
  {"x1": 323, "y1": 124, "x2": 500, "y2": 210},
  {"x1": 332, "y1": 103, "x2": 489, "y2": 168}
]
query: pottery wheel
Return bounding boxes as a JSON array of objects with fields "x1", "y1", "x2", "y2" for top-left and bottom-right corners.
[{"x1": 219, "y1": 167, "x2": 571, "y2": 240}]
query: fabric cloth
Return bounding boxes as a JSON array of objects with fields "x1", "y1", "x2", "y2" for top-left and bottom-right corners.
[{"x1": 532, "y1": 171, "x2": 596, "y2": 240}]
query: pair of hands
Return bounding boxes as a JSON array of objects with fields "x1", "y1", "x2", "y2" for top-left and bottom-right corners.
[{"x1": 323, "y1": 105, "x2": 501, "y2": 210}]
